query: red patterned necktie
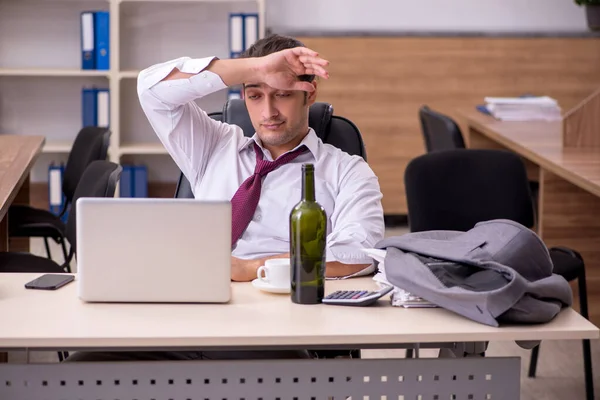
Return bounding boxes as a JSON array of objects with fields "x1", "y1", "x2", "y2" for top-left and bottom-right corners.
[{"x1": 231, "y1": 142, "x2": 308, "y2": 246}]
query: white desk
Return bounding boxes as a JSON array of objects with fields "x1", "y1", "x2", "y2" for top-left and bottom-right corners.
[{"x1": 1, "y1": 273, "x2": 598, "y2": 399}]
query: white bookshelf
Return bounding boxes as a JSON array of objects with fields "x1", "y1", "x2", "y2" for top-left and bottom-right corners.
[
  {"x1": 119, "y1": 143, "x2": 169, "y2": 155},
  {"x1": 0, "y1": 69, "x2": 110, "y2": 78},
  {"x1": 119, "y1": 71, "x2": 140, "y2": 79},
  {"x1": 43, "y1": 141, "x2": 76, "y2": 154},
  {"x1": 0, "y1": 0, "x2": 266, "y2": 185}
]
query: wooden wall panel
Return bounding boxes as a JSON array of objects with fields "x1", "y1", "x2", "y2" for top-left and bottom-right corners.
[{"x1": 295, "y1": 36, "x2": 600, "y2": 214}]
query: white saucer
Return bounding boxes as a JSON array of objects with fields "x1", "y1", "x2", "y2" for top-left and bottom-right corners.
[{"x1": 252, "y1": 278, "x2": 290, "y2": 294}]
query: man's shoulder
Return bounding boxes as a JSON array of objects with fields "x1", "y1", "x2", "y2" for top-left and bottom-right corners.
[
  {"x1": 318, "y1": 140, "x2": 363, "y2": 162},
  {"x1": 318, "y1": 140, "x2": 372, "y2": 173}
]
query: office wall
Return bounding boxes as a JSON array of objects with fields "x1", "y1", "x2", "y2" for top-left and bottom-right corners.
[
  {"x1": 267, "y1": 0, "x2": 594, "y2": 215},
  {"x1": 9, "y1": 0, "x2": 592, "y2": 187},
  {"x1": 295, "y1": 35, "x2": 600, "y2": 214},
  {"x1": 267, "y1": 0, "x2": 588, "y2": 33}
]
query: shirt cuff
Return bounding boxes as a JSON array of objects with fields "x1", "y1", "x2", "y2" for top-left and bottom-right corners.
[
  {"x1": 326, "y1": 244, "x2": 373, "y2": 264},
  {"x1": 188, "y1": 70, "x2": 227, "y2": 93},
  {"x1": 178, "y1": 56, "x2": 219, "y2": 74}
]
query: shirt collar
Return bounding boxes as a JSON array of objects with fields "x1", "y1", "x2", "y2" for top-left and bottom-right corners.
[{"x1": 238, "y1": 128, "x2": 321, "y2": 161}]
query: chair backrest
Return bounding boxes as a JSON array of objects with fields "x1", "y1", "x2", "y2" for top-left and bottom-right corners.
[
  {"x1": 63, "y1": 127, "x2": 112, "y2": 204},
  {"x1": 419, "y1": 105, "x2": 466, "y2": 152},
  {"x1": 174, "y1": 99, "x2": 367, "y2": 199},
  {"x1": 174, "y1": 169, "x2": 194, "y2": 199},
  {"x1": 404, "y1": 149, "x2": 535, "y2": 233},
  {"x1": 65, "y1": 160, "x2": 122, "y2": 251}
]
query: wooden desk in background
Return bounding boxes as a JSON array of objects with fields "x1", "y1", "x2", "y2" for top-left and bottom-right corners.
[
  {"x1": 0, "y1": 134, "x2": 44, "y2": 363},
  {"x1": 295, "y1": 34, "x2": 600, "y2": 215},
  {"x1": 460, "y1": 110, "x2": 600, "y2": 297},
  {"x1": 0, "y1": 135, "x2": 45, "y2": 253}
]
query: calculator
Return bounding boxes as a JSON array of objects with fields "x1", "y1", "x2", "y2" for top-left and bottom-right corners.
[{"x1": 322, "y1": 285, "x2": 394, "y2": 307}]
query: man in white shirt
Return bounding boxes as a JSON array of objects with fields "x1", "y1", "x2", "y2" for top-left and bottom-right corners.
[
  {"x1": 66, "y1": 35, "x2": 383, "y2": 363},
  {"x1": 137, "y1": 34, "x2": 385, "y2": 281}
]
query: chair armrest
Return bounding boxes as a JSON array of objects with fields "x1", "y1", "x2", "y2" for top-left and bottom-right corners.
[
  {"x1": 549, "y1": 246, "x2": 583, "y2": 261},
  {"x1": 18, "y1": 222, "x2": 66, "y2": 240}
]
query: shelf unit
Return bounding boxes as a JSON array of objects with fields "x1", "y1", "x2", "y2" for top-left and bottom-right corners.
[
  {"x1": 0, "y1": 0, "x2": 266, "y2": 187},
  {"x1": 0, "y1": 69, "x2": 111, "y2": 78}
]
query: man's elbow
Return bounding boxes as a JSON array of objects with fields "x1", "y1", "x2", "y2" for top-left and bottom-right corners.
[
  {"x1": 136, "y1": 66, "x2": 166, "y2": 99},
  {"x1": 136, "y1": 76, "x2": 173, "y2": 114}
]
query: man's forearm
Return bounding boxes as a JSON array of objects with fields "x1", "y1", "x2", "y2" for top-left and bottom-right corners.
[
  {"x1": 325, "y1": 261, "x2": 371, "y2": 278},
  {"x1": 231, "y1": 253, "x2": 289, "y2": 282},
  {"x1": 162, "y1": 58, "x2": 262, "y2": 86},
  {"x1": 231, "y1": 255, "x2": 370, "y2": 281},
  {"x1": 206, "y1": 58, "x2": 263, "y2": 86}
]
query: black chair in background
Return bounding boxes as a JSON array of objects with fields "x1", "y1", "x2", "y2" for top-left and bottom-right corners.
[
  {"x1": 418, "y1": 105, "x2": 540, "y2": 207},
  {"x1": 8, "y1": 127, "x2": 111, "y2": 270},
  {"x1": 404, "y1": 148, "x2": 593, "y2": 400},
  {"x1": 0, "y1": 160, "x2": 121, "y2": 362},
  {"x1": 174, "y1": 99, "x2": 367, "y2": 199},
  {"x1": 419, "y1": 105, "x2": 466, "y2": 152},
  {"x1": 0, "y1": 160, "x2": 121, "y2": 274}
]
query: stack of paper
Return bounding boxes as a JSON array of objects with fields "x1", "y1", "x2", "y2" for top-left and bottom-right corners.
[
  {"x1": 484, "y1": 96, "x2": 562, "y2": 121},
  {"x1": 360, "y1": 249, "x2": 437, "y2": 309}
]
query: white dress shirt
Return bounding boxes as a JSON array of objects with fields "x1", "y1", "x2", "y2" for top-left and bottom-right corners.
[{"x1": 137, "y1": 56, "x2": 385, "y2": 276}]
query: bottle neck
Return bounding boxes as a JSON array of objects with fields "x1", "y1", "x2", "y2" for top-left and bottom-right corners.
[{"x1": 302, "y1": 165, "x2": 315, "y2": 202}]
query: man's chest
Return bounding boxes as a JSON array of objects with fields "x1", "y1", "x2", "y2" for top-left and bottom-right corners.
[{"x1": 195, "y1": 152, "x2": 338, "y2": 231}]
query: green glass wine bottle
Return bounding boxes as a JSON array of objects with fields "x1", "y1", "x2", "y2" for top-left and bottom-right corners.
[{"x1": 289, "y1": 163, "x2": 327, "y2": 304}]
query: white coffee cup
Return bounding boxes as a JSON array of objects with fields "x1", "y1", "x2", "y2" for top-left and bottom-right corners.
[{"x1": 256, "y1": 258, "x2": 290, "y2": 288}]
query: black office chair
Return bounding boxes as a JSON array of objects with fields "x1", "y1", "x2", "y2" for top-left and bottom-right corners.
[
  {"x1": 404, "y1": 149, "x2": 593, "y2": 400},
  {"x1": 174, "y1": 99, "x2": 367, "y2": 199},
  {"x1": 419, "y1": 105, "x2": 466, "y2": 152},
  {"x1": 8, "y1": 127, "x2": 111, "y2": 270},
  {"x1": 0, "y1": 160, "x2": 121, "y2": 362},
  {"x1": 0, "y1": 160, "x2": 121, "y2": 273},
  {"x1": 418, "y1": 105, "x2": 540, "y2": 207}
]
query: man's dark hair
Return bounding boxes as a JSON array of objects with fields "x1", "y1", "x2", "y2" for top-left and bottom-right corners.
[{"x1": 240, "y1": 34, "x2": 315, "y2": 84}]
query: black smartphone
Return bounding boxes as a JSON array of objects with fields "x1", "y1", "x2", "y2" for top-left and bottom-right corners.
[{"x1": 25, "y1": 274, "x2": 75, "y2": 290}]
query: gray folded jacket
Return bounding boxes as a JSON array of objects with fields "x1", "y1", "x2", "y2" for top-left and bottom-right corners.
[{"x1": 375, "y1": 219, "x2": 573, "y2": 327}]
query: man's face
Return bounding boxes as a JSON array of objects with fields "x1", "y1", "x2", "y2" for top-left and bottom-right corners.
[{"x1": 244, "y1": 83, "x2": 315, "y2": 148}]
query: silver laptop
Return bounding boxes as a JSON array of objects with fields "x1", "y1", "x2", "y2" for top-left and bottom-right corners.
[{"x1": 76, "y1": 197, "x2": 232, "y2": 303}]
